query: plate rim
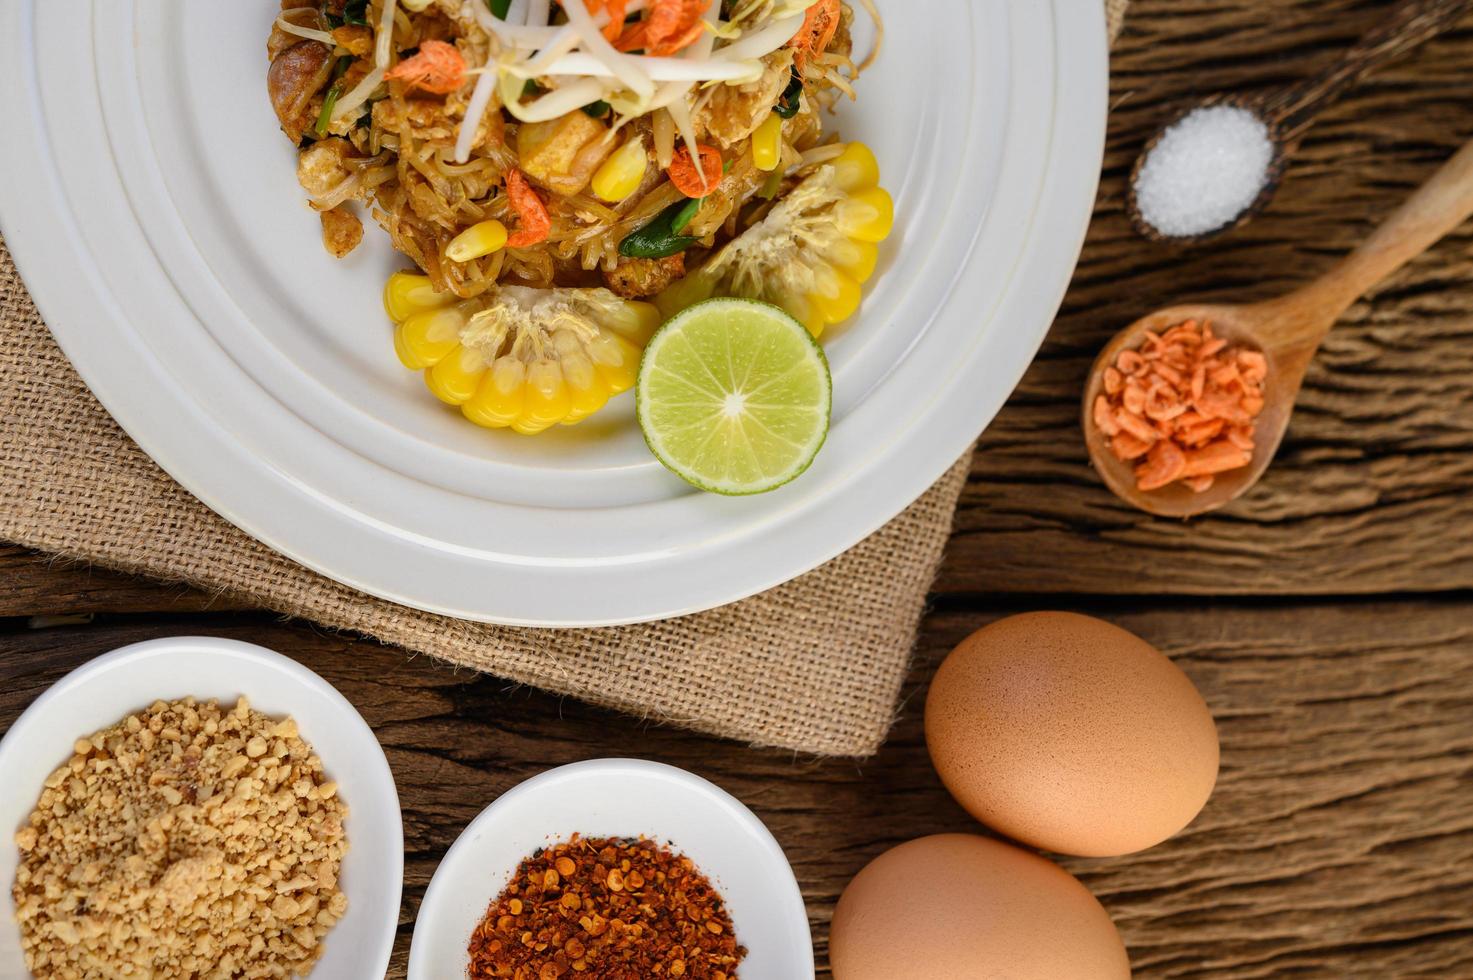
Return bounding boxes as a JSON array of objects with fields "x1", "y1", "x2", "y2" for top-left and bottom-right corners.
[{"x1": 0, "y1": 0, "x2": 1108, "y2": 627}]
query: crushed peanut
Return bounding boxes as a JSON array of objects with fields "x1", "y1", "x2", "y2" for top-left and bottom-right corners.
[{"x1": 11, "y1": 697, "x2": 349, "y2": 979}]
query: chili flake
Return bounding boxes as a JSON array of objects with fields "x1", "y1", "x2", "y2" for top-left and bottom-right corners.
[{"x1": 468, "y1": 835, "x2": 746, "y2": 979}]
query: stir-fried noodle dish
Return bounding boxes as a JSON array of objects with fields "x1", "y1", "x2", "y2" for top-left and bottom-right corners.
[{"x1": 267, "y1": 0, "x2": 891, "y2": 437}]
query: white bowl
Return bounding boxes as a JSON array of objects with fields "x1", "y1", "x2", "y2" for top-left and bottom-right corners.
[
  {"x1": 409, "y1": 759, "x2": 812, "y2": 979},
  {"x1": 0, "y1": 637, "x2": 402, "y2": 979}
]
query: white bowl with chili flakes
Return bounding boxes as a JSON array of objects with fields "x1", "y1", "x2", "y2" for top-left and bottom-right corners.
[
  {"x1": 409, "y1": 759, "x2": 813, "y2": 979},
  {"x1": 0, "y1": 637, "x2": 403, "y2": 980}
]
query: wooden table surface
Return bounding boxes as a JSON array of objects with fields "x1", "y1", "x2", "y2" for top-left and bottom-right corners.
[{"x1": 5, "y1": 0, "x2": 1473, "y2": 976}]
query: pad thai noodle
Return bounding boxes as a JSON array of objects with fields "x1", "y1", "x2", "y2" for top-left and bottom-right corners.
[{"x1": 267, "y1": 0, "x2": 890, "y2": 435}]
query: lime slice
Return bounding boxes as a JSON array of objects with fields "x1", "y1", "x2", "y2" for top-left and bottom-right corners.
[{"x1": 637, "y1": 298, "x2": 832, "y2": 495}]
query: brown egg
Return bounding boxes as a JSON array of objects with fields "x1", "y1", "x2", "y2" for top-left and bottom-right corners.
[
  {"x1": 925, "y1": 611, "x2": 1218, "y2": 857},
  {"x1": 830, "y1": 834, "x2": 1131, "y2": 980}
]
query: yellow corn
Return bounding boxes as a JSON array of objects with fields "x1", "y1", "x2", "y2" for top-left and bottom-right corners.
[
  {"x1": 828, "y1": 238, "x2": 880, "y2": 284},
  {"x1": 425, "y1": 345, "x2": 488, "y2": 406},
  {"x1": 591, "y1": 138, "x2": 649, "y2": 203},
  {"x1": 515, "y1": 360, "x2": 571, "y2": 434},
  {"x1": 561, "y1": 354, "x2": 612, "y2": 424},
  {"x1": 778, "y1": 291, "x2": 828, "y2": 339},
  {"x1": 395, "y1": 308, "x2": 464, "y2": 370},
  {"x1": 808, "y1": 264, "x2": 863, "y2": 326},
  {"x1": 400, "y1": 0, "x2": 435, "y2": 10},
  {"x1": 831, "y1": 142, "x2": 881, "y2": 194},
  {"x1": 463, "y1": 358, "x2": 527, "y2": 429},
  {"x1": 384, "y1": 272, "x2": 453, "y2": 322},
  {"x1": 445, "y1": 220, "x2": 509, "y2": 263},
  {"x1": 752, "y1": 113, "x2": 783, "y2": 172},
  {"x1": 601, "y1": 300, "x2": 664, "y2": 345},
  {"x1": 586, "y1": 333, "x2": 642, "y2": 393},
  {"x1": 654, "y1": 270, "x2": 717, "y2": 321},
  {"x1": 837, "y1": 187, "x2": 895, "y2": 243}
]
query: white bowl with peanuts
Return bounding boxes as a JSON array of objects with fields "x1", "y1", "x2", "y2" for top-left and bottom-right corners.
[{"x1": 0, "y1": 637, "x2": 402, "y2": 979}]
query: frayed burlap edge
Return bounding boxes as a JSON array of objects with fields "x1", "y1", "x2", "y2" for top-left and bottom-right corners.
[{"x1": 0, "y1": 236, "x2": 968, "y2": 757}]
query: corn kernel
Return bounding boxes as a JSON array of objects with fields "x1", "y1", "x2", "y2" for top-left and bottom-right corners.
[
  {"x1": 602, "y1": 300, "x2": 664, "y2": 345},
  {"x1": 425, "y1": 345, "x2": 488, "y2": 405},
  {"x1": 654, "y1": 271, "x2": 717, "y2": 320},
  {"x1": 586, "y1": 334, "x2": 642, "y2": 393},
  {"x1": 831, "y1": 142, "x2": 881, "y2": 194},
  {"x1": 778, "y1": 291, "x2": 827, "y2": 339},
  {"x1": 560, "y1": 353, "x2": 612, "y2": 424},
  {"x1": 445, "y1": 220, "x2": 509, "y2": 263},
  {"x1": 829, "y1": 238, "x2": 880, "y2": 284},
  {"x1": 808, "y1": 264, "x2": 862, "y2": 325},
  {"x1": 395, "y1": 307, "x2": 465, "y2": 370},
  {"x1": 521, "y1": 359, "x2": 572, "y2": 427},
  {"x1": 591, "y1": 138, "x2": 649, "y2": 203},
  {"x1": 463, "y1": 357, "x2": 527, "y2": 429},
  {"x1": 837, "y1": 187, "x2": 894, "y2": 243},
  {"x1": 384, "y1": 272, "x2": 452, "y2": 322},
  {"x1": 752, "y1": 113, "x2": 783, "y2": 172}
]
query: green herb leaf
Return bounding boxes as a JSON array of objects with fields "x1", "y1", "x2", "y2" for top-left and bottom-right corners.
[
  {"x1": 488, "y1": 0, "x2": 513, "y2": 18},
  {"x1": 774, "y1": 67, "x2": 804, "y2": 119},
  {"x1": 620, "y1": 200, "x2": 703, "y2": 259},
  {"x1": 313, "y1": 56, "x2": 354, "y2": 139},
  {"x1": 670, "y1": 198, "x2": 701, "y2": 234},
  {"x1": 581, "y1": 100, "x2": 611, "y2": 118}
]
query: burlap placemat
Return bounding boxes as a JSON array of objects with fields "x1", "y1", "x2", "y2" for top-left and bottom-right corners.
[{"x1": 0, "y1": 3, "x2": 1124, "y2": 757}]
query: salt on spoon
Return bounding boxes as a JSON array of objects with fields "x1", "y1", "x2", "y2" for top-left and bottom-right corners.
[
  {"x1": 1133, "y1": 104, "x2": 1274, "y2": 239},
  {"x1": 1126, "y1": 0, "x2": 1473, "y2": 244}
]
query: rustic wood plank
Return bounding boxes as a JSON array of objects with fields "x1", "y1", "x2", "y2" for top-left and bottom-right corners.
[
  {"x1": 941, "y1": 0, "x2": 1473, "y2": 596},
  {"x1": 3, "y1": 596, "x2": 1470, "y2": 978},
  {"x1": 0, "y1": 546, "x2": 248, "y2": 617}
]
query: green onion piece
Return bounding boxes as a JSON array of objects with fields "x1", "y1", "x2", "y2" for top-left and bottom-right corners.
[
  {"x1": 620, "y1": 200, "x2": 704, "y2": 259},
  {"x1": 670, "y1": 198, "x2": 701, "y2": 234},
  {"x1": 774, "y1": 68, "x2": 804, "y2": 119},
  {"x1": 488, "y1": 0, "x2": 513, "y2": 18},
  {"x1": 757, "y1": 168, "x2": 784, "y2": 200},
  {"x1": 581, "y1": 100, "x2": 612, "y2": 118},
  {"x1": 523, "y1": 79, "x2": 544, "y2": 98},
  {"x1": 313, "y1": 56, "x2": 353, "y2": 139}
]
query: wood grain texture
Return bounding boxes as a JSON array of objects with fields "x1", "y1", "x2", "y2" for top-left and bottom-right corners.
[
  {"x1": 0, "y1": 546, "x2": 250, "y2": 617},
  {"x1": 942, "y1": 0, "x2": 1473, "y2": 597},
  {"x1": 4, "y1": 1, "x2": 1473, "y2": 978},
  {"x1": 3, "y1": 601, "x2": 1470, "y2": 978}
]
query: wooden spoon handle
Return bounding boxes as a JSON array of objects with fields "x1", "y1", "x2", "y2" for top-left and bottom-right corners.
[
  {"x1": 1275, "y1": 136, "x2": 1473, "y2": 347},
  {"x1": 1264, "y1": 0, "x2": 1473, "y2": 140}
]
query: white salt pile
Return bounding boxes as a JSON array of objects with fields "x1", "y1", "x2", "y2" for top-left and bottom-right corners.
[{"x1": 1134, "y1": 104, "x2": 1275, "y2": 238}]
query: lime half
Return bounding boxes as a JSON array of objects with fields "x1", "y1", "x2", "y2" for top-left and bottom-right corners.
[{"x1": 637, "y1": 298, "x2": 832, "y2": 495}]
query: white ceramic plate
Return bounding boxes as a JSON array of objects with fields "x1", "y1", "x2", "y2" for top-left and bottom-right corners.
[
  {"x1": 0, "y1": 637, "x2": 402, "y2": 979},
  {"x1": 0, "y1": 1, "x2": 1106, "y2": 626},
  {"x1": 408, "y1": 759, "x2": 812, "y2": 979}
]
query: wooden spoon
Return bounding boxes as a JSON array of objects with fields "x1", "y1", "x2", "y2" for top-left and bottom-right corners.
[
  {"x1": 1127, "y1": 0, "x2": 1473, "y2": 245},
  {"x1": 1086, "y1": 135, "x2": 1473, "y2": 518}
]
